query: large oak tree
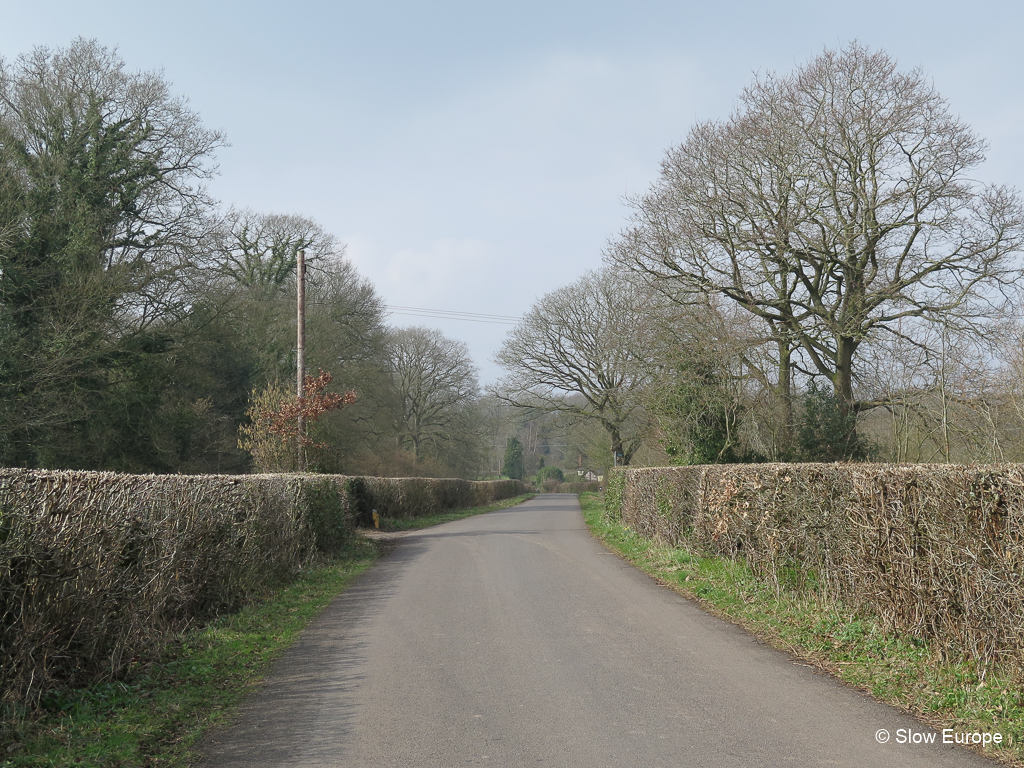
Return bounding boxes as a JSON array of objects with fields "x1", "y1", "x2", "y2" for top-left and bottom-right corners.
[{"x1": 610, "y1": 43, "x2": 1024, "y2": 447}]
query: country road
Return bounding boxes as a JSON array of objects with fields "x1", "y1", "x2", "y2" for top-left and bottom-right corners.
[{"x1": 198, "y1": 494, "x2": 995, "y2": 767}]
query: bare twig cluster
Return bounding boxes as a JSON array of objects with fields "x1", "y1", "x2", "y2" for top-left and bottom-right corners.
[
  {"x1": 0, "y1": 470, "x2": 330, "y2": 711},
  {"x1": 0, "y1": 469, "x2": 527, "y2": 709},
  {"x1": 609, "y1": 463, "x2": 1024, "y2": 675}
]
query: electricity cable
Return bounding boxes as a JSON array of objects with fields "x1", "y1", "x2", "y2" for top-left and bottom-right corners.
[{"x1": 385, "y1": 305, "x2": 521, "y2": 325}]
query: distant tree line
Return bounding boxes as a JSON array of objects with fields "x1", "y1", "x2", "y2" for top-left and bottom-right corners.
[{"x1": 12, "y1": 40, "x2": 1020, "y2": 481}]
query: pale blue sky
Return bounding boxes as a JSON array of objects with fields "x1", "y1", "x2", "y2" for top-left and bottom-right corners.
[{"x1": 3, "y1": 1, "x2": 1023, "y2": 382}]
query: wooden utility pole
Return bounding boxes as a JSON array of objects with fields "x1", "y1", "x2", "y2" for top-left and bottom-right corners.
[{"x1": 296, "y1": 248, "x2": 306, "y2": 472}]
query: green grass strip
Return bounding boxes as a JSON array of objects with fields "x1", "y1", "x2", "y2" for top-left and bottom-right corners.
[
  {"x1": 371, "y1": 492, "x2": 535, "y2": 531},
  {"x1": 3, "y1": 492, "x2": 535, "y2": 767},
  {"x1": 579, "y1": 492, "x2": 1024, "y2": 767},
  {"x1": 3, "y1": 538, "x2": 379, "y2": 768}
]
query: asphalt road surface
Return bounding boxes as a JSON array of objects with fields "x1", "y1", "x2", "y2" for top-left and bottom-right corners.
[{"x1": 198, "y1": 494, "x2": 997, "y2": 767}]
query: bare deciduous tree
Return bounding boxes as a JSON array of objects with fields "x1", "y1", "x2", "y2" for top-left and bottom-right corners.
[
  {"x1": 856, "y1": 320, "x2": 1019, "y2": 463},
  {"x1": 610, "y1": 43, "x2": 1024, "y2": 447},
  {"x1": 494, "y1": 268, "x2": 656, "y2": 466},
  {"x1": 387, "y1": 326, "x2": 480, "y2": 466}
]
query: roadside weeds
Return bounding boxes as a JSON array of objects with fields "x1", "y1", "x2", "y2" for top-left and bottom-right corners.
[
  {"x1": 578, "y1": 492, "x2": 1024, "y2": 768},
  {"x1": 2, "y1": 493, "x2": 533, "y2": 768}
]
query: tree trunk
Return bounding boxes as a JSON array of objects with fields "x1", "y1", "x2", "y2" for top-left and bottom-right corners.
[
  {"x1": 610, "y1": 427, "x2": 626, "y2": 467},
  {"x1": 833, "y1": 335, "x2": 860, "y2": 451},
  {"x1": 776, "y1": 339, "x2": 795, "y2": 458}
]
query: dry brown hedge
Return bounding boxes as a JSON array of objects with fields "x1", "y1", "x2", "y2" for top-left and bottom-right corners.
[
  {"x1": 553, "y1": 481, "x2": 602, "y2": 494},
  {"x1": 0, "y1": 470, "x2": 526, "y2": 709},
  {"x1": 351, "y1": 477, "x2": 526, "y2": 522},
  {"x1": 606, "y1": 463, "x2": 1024, "y2": 674}
]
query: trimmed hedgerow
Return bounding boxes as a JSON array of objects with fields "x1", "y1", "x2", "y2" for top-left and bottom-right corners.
[
  {"x1": 608, "y1": 463, "x2": 1024, "y2": 676},
  {"x1": 0, "y1": 470, "x2": 526, "y2": 710}
]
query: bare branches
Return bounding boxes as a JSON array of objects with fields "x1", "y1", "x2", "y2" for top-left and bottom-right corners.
[
  {"x1": 494, "y1": 268, "x2": 657, "y2": 466},
  {"x1": 387, "y1": 326, "x2": 480, "y2": 464},
  {"x1": 212, "y1": 208, "x2": 343, "y2": 289},
  {"x1": 609, "y1": 42, "x2": 1024, "y2": 420},
  {"x1": 0, "y1": 38, "x2": 226, "y2": 324}
]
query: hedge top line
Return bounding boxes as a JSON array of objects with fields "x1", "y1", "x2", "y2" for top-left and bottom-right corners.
[
  {"x1": 615, "y1": 461, "x2": 1024, "y2": 472},
  {"x1": 0, "y1": 468, "x2": 515, "y2": 482}
]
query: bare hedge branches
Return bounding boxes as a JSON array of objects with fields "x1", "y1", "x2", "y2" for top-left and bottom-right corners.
[
  {"x1": 0, "y1": 470, "x2": 324, "y2": 710},
  {"x1": 0, "y1": 470, "x2": 527, "y2": 709},
  {"x1": 609, "y1": 463, "x2": 1024, "y2": 675}
]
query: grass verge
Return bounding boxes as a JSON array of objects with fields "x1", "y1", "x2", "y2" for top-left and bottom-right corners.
[
  {"x1": 369, "y1": 492, "x2": 535, "y2": 532},
  {"x1": 1, "y1": 540, "x2": 381, "y2": 768},
  {"x1": 3, "y1": 492, "x2": 535, "y2": 767},
  {"x1": 579, "y1": 492, "x2": 1024, "y2": 767}
]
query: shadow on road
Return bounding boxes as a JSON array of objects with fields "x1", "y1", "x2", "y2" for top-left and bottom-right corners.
[{"x1": 198, "y1": 543, "x2": 413, "y2": 766}]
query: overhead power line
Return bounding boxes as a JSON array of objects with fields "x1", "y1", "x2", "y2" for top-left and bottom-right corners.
[{"x1": 386, "y1": 305, "x2": 522, "y2": 325}]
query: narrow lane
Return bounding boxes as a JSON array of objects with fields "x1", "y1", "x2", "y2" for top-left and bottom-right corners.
[{"x1": 199, "y1": 494, "x2": 995, "y2": 767}]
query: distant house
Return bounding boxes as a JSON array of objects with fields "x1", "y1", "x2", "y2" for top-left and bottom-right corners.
[{"x1": 578, "y1": 470, "x2": 602, "y2": 482}]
